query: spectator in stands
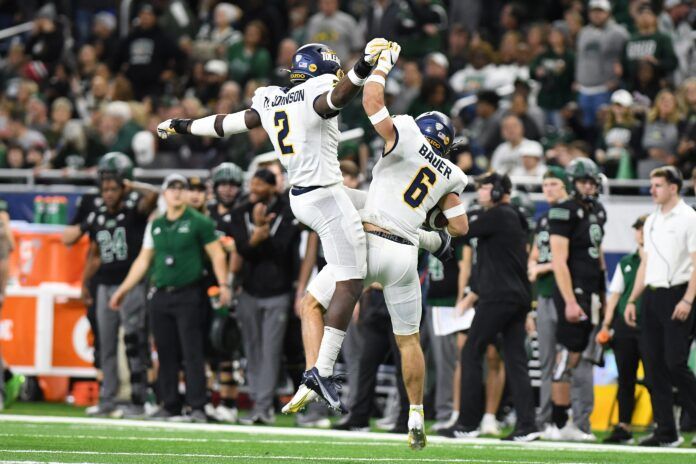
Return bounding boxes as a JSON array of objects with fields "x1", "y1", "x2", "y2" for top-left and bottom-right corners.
[
  {"x1": 574, "y1": 0, "x2": 628, "y2": 130},
  {"x1": 467, "y1": 90, "x2": 503, "y2": 157},
  {"x1": 24, "y1": 3, "x2": 64, "y2": 79},
  {"x1": 112, "y1": 3, "x2": 185, "y2": 100},
  {"x1": 447, "y1": 23, "x2": 469, "y2": 73},
  {"x1": 490, "y1": 114, "x2": 531, "y2": 175},
  {"x1": 98, "y1": 102, "x2": 142, "y2": 162},
  {"x1": 399, "y1": 0, "x2": 448, "y2": 59},
  {"x1": 305, "y1": 0, "x2": 363, "y2": 63},
  {"x1": 231, "y1": 169, "x2": 301, "y2": 425},
  {"x1": 598, "y1": 215, "x2": 646, "y2": 444},
  {"x1": 449, "y1": 42, "x2": 497, "y2": 94},
  {"x1": 7, "y1": 111, "x2": 47, "y2": 151},
  {"x1": 111, "y1": 174, "x2": 230, "y2": 422},
  {"x1": 360, "y1": 0, "x2": 402, "y2": 41},
  {"x1": 195, "y1": 2, "x2": 242, "y2": 61},
  {"x1": 677, "y1": 78, "x2": 696, "y2": 171},
  {"x1": 407, "y1": 77, "x2": 452, "y2": 117},
  {"x1": 507, "y1": 91, "x2": 543, "y2": 141},
  {"x1": 389, "y1": 60, "x2": 421, "y2": 115},
  {"x1": 595, "y1": 90, "x2": 643, "y2": 179},
  {"x1": 88, "y1": 12, "x2": 118, "y2": 66},
  {"x1": 227, "y1": 20, "x2": 272, "y2": 86},
  {"x1": 4, "y1": 144, "x2": 25, "y2": 169},
  {"x1": 530, "y1": 26, "x2": 576, "y2": 130},
  {"x1": 271, "y1": 38, "x2": 298, "y2": 87},
  {"x1": 658, "y1": 0, "x2": 695, "y2": 85},
  {"x1": 622, "y1": 4, "x2": 678, "y2": 94},
  {"x1": 424, "y1": 52, "x2": 449, "y2": 80},
  {"x1": 639, "y1": 89, "x2": 682, "y2": 178},
  {"x1": 509, "y1": 139, "x2": 546, "y2": 179}
]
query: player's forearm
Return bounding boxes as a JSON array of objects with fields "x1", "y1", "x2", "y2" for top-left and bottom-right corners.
[
  {"x1": 332, "y1": 58, "x2": 373, "y2": 108},
  {"x1": 602, "y1": 292, "x2": 620, "y2": 327},
  {"x1": 0, "y1": 259, "x2": 9, "y2": 295},
  {"x1": 210, "y1": 248, "x2": 229, "y2": 287},
  {"x1": 167, "y1": 110, "x2": 259, "y2": 138},
  {"x1": 119, "y1": 252, "x2": 151, "y2": 294},
  {"x1": 627, "y1": 259, "x2": 646, "y2": 303},
  {"x1": 82, "y1": 247, "x2": 101, "y2": 286},
  {"x1": 552, "y1": 258, "x2": 576, "y2": 304},
  {"x1": 362, "y1": 71, "x2": 387, "y2": 116}
]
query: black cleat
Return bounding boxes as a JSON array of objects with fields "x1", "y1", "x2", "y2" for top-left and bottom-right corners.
[
  {"x1": 304, "y1": 367, "x2": 347, "y2": 414},
  {"x1": 603, "y1": 425, "x2": 633, "y2": 444}
]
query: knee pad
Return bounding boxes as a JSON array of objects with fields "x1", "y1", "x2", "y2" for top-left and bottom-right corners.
[{"x1": 552, "y1": 348, "x2": 573, "y2": 383}]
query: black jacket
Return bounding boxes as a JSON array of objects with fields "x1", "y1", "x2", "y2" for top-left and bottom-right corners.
[
  {"x1": 465, "y1": 203, "x2": 531, "y2": 306},
  {"x1": 229, "y1": 194, "x2": 301, "y2": 298}
]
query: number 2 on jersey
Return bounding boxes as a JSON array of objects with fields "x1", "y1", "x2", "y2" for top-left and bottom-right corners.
[
  {"x1": 404, "y1": 166, "x2": 437, "y2": 208},
  {"x1": 274, "y1": 111, "x2": 294, "y2": 155}
]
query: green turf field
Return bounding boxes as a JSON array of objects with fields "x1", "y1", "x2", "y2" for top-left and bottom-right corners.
[{"x1": 1, "y1": 403, "x2": 695, "y2": 464}]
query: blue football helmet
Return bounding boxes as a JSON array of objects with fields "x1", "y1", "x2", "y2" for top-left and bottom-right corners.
[
  {"x1": 415, "y1": 111, "x2": 454, "y2": 157},
  {"x1": 289, "y1": 43, "x2": 342, "y2": 85}
]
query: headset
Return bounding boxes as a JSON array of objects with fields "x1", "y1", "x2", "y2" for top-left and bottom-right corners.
[{"x1": 490, "y1": 173, "x2": 512, "y2": 203}]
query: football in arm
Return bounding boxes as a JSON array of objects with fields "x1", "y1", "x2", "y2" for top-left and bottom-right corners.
[{"x1": 425, "y1": 206, "x2": 449, "y2": 231}]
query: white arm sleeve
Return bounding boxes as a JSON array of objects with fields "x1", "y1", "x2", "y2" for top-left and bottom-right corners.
[
  {"x1": 608, "y1": 267, "x2": 625, "y2": 295},
  {"x1": 142, "y1": 222, "x2": 154, "y2": 250},
  {"x1": 190, "y1": 111, "x2": 249, "y2": 138}
]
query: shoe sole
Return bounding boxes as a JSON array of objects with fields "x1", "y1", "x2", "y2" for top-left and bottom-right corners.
[
  {"x1": 282, "y1": 388, "x2": 317, "y2": 414},
  {"x1": 507, "y1": 432, "x2": 542, "y2": 442},
  {"x1": 408, "y1": 428, "x2": 427, "y2": 450},
  {"x1": 306, "y1": 376, "x2": 345, "y2": 413}
]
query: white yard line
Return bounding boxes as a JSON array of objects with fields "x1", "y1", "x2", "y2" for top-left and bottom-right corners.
[
  {"x1": 0, "y1": 414, "x2": 694, "y2": 456},
  {"x1": 0, "y1": 450, "x2": 583, "y2": 464}
]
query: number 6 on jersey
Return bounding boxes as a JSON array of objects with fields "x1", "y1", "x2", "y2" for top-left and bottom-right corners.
[{"x1": 404, "y1": 166, "x2": 437, "y2": 208}]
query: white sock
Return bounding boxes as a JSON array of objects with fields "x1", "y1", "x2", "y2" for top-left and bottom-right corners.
[
  {"x1": 417, "y1": 229, "x2": 442, "y2": 253},
  {"x1": 315, "y1": 326, "x2": 345, "y2": 376},
  {"x1": 409, "y1": 405, "x2": 424, "y2": 428},
  {"x1": 483, "y1": 413, "x2": 496, "y2": 422}
]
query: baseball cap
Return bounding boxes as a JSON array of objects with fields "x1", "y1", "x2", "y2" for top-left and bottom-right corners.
[
  {"x1": 664, "y1": 0, "x2": 689, "y2": 8},
  {"x1": 519, "y1": 140, "x2": 543, "y2": 158},
  {"x1": 162, "y1": 173, "x2": 188, "y2": 190},
  {"x1": 611, "y1": 89, "x2": 633, "y2": 107},
  {"x1": 204, "y1": 60, "x2": 228, "y2": 77},
  {"x1": 588, "y1": 0, "x2": 611, "y2": 11},
  {"x1": 188, "y1": 176, "x2": 207, "y2": 191},
  {"x1": 632, "y1": 214, "x2": 648, "y2": 229}
]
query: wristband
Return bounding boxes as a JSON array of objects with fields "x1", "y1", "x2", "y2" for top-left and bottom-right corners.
[
  {"x1": 365, "y1": 74, "x2": 386, "y2": 87},
  {"x1": 171, "y1": 118, "x2": 193, "y2": 134},
  {"x1": 347, "y1": 68, "x2": 367, "y2": 86},
  {"x1": 682, "y1": 298, "x2": 694, "y2": 306},
  {"x1": 352, "y1": 58, "x2": 373, "y2": 79},
  {"x1": 326, "y1": 89, "x2": 341, "y2": 110},
  {"x1": 443, "y1": 203, "x2": 466, "y2": 219},
  {"x1": 368, "y1": 106, "x2": 390, "y2": 125},
  {"x1": 219, "y1": 283, "x2": 231, "y2": 288}
]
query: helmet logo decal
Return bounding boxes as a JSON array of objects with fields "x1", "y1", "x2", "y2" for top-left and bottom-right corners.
[
  {"x1": 308, "y1": 63, "x2": 317, "y2": 72},
  {"x1": 321, "y1": 51, "x2": 340, "y2": 63},
  {"x1": 298, "y1": 61, "x2": 308, "y2": 69}
]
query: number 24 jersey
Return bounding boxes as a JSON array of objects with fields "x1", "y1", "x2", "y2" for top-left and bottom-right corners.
[{"x1": 362, "y1": 115, "x2": 468, "y2": 245}]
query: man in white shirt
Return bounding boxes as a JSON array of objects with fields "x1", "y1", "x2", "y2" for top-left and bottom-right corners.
[
  {"x1": 625, "y1": 166, "x2": 696, "y2": 448},
  {"x1": 490, "y1": 115, "x2": 531, "y2": 175}
]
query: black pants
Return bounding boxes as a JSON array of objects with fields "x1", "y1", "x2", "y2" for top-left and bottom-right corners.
[
  {"x1": 150, "y1": 285, "x2": 207, "y2": 413},
  {"x1": 641, "y1": 285, "x2": 696, "y2": 438},
  {"x1": 349, "y1": 290, "x2": 409, "y2": 427},
  {"x1": 459, "y1": 301, "x2": 536, "y2": 430},
  {"x1": 612, "y1": 335, "x2": 642, "y2": 425}
]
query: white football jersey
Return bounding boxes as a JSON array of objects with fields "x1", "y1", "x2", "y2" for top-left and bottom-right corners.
[
  {"x1": 251, "y1": 74, "x2": 342, "y2": 188},
  {"x1": 361, "y1": 115, "x2": 468, "y2": 244}
]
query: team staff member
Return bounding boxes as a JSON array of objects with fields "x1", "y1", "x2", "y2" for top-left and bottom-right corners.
[
  {"x1": 0, "y1": 196, "x2": 14, "y2": 410},
  {"x1": 441, "y1": 172, "x2": 539, "y2": 442},
  {"x1": 597, "y1": 215, "x2": 646, "y2": 444},
  {"x1": 110, "y1": 174, "x2": 230, "y2": 422},
  {"x1": 528, "y1": 167, "x2": 594, "y2": 439},
  {"x1": 84, "y1": 153, "x2": 158, "y2": 418},
  {"x1": 625, "y1": 166, "x2": 696, "y2": 447},
  {"x1": 548, "y1": 158, "x2": 606, "y2": 442},
  {"x1": 231, "y1": 169, "x2": 302, "y2": 425}
]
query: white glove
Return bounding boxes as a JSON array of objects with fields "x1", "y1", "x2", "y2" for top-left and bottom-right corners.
[
  {"x1": 375, "y1": 42, "x2": 401, "y2": 75},
  {"x1": 363, "y1": 38, "x2": 390, "y2": 66},
  {"x1": 157, "y1": 119, "x2": 175, "y2": 139}
]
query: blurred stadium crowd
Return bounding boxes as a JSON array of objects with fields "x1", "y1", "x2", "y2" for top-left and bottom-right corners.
[{"x1": 0, "y1": 0, "x2": 693, "y2": 180}]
